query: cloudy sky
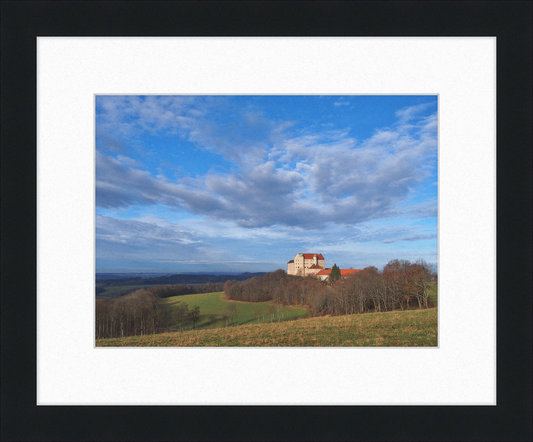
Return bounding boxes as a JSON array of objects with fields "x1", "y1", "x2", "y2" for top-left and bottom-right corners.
[{"x1": 95, "y1": 95, "x2": 438, "y2": 273}]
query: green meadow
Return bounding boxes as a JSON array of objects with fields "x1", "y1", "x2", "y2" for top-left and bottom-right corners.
[{"x1": 162, "y1": 291, "x2": 308, "y2": 329}]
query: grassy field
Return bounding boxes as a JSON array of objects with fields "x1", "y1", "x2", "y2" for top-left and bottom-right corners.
[
  {"x1": 96, "y1": 307, "x2": 437, "y2": 347},
  {"x1": 162, "y1": 291, "x2": 308, "y2": 329}
]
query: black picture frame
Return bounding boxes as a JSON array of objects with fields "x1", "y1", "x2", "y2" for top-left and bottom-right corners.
[{"x1": 1, "y1": 1, "x2": 531, "y2": 441}]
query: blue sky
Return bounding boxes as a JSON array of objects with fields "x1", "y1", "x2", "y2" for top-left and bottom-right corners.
[{"x1": 96, "y1": 95, "x2": 438, "y2": 273}]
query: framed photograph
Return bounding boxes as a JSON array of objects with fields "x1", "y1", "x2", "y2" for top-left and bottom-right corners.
[
  {"x1": 2, "y1": 1, "x2": 531, "y2": 441},
  {"x1": 94, "y1": 93, "x2": 439, "y2": 347}
]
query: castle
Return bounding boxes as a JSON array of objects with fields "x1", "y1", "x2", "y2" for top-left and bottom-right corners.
[
  {"x1": 287, "y1": 253, "x2": 325, "y2": 276},
  {"x1": 287, "y1": 253, "x2": 361, "y2": 280}
]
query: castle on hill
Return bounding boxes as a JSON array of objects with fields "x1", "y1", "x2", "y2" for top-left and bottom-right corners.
[
  {"x1": 287, "y1": 253, "x2": 361, "y2": 280},
  {"x1": 287, "y1": 253, "x2": 325, "y2": 276}
]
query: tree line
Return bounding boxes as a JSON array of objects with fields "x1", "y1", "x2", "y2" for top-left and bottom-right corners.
[
  {"x1": 224, "y1": 259, "x2": 436, "y2": 317},
  {"x1": 96, "y1": 272, "x2": 266, "y2": 288},
  {"x1": 96, "y1": 289, "x2": 172, "y2": 339},
  {"x1": 95, "y1": 280, "x2": 253, "y2": 339},
  {"x1": 96, "y1": 281, "x2": 226, "y2": 299},
  {"x1": 95, "y1": 287, "x2": 208, "y2": 339},
  {"x1": 149, "y1": 282, "x2": 225, "y2": 298}
]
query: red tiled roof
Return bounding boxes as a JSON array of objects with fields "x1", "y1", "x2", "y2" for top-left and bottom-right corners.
[
  {"x1": 300, "y1": 253, "x2": 324, "y2": 260},
  {"x1": 341, "y1": 269, "x2": 361, "y2": 275},
  {"x1": 316, "y1": 268, "x2": 361, "y2": 276},
  {"x1": 308, "y1": 264, "x2": 323, "y2": 269},
  {"x1": 287, "y1": 260, "x2": 294, "y2": 263}
]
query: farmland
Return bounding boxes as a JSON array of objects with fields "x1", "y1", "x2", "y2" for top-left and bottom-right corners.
[{"x1": 96, "y1": 306, "x2": 437, "y2": 347}]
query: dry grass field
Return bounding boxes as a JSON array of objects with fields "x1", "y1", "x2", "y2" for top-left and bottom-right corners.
[{"x1": 96, "y1": 306, "x2": 437, "y2": 347}]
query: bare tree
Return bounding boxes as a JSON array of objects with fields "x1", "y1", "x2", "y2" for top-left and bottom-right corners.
[
  {"x1": 208, "y1": 313, "x2": 218, "y2": 326},
  {"x1": 173, "y1": 302, "x2": 189, "y2": 330},
  {"x1": 226, "y1": 304, "x2": 238, "y2": 325},
  {"x1": 414, "y1": 260, "x2": 434, "y2": 308},
  {"x1": 188, "y1": 305, "x2": 201, "y2": 328},
  {"x1": 221, "y1": 314, "x2": 229, "y2": 327}
]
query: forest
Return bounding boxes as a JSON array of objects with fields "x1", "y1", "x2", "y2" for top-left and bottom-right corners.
[
  {"x1": 95, "y1": 289, "x2": 172, "y2": 339},
  {"x1": 224, "y1": 259, "x2": 436, "y2": 317},
  {"x1": 95, "y1": 283, "x2": 225, "y2": 339}
]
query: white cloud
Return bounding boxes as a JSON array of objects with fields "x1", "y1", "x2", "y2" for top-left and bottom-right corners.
[
  {"x1": 395, "y1": 102, "x2": 434, "y2": 123},
  {"x1": 96, "y1": 98, "x2": 437, "y2": 231}
]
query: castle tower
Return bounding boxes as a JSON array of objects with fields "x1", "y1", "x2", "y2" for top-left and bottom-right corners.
[{"x1": 287, "y1": 253, "x2": 325, "y2": 276}]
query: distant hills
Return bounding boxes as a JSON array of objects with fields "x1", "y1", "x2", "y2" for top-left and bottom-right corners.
[
  {"x1": 96, "y1": 271, "x2": 250, "y2": 279},
  {"x1": 96, "y1": 272, "x2": 268, "y2": 287}
]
